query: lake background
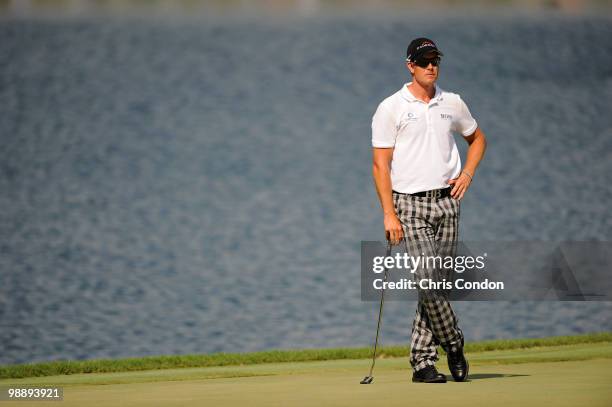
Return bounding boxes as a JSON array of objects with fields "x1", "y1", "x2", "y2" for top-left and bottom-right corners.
[{"x1": 1, "y1": 1, "x2": 611, "y2": 365}]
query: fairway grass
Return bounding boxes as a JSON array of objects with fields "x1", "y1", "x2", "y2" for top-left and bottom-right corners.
[
  {"x1": 1, "y1": 342, "x2": 611, "y2": 407},
  {"x1": 1, "y1": 332, "x2": 611, "y2": 380}
]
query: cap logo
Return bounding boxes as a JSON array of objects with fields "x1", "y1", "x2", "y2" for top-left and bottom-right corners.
[{"x1": 416, "y1": 42, "x2": 435, "y2": 50}]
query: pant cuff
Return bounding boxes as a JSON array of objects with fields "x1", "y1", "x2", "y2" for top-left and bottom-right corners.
[{"x1": 413, "y1": 359, "x2": 435, "y2": 372}]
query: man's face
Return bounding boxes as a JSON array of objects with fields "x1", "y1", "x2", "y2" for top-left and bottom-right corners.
[{"x1": 407, "y1": 52, "x2": 440, "y2": 86}]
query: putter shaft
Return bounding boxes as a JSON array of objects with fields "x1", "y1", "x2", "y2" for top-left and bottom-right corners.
[{"x1": 361, "y1": 241, "x2": 392, "y2": 384}]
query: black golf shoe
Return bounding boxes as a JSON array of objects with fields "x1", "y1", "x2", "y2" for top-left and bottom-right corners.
[
  {"x1": 446, "y1": 346, "x2": 469, "y2": 382},
  {"x1": 412, "y1": 365, "x2": 447, "y2": 383}
]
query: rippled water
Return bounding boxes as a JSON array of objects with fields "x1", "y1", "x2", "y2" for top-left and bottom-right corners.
[{"x1": 0, "y1": 12, "x2": 611, "y2": 365}]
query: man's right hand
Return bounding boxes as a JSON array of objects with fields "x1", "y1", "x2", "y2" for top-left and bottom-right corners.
[{"x1": 384, "y1": 212, "x2": 404, "y2": 245}]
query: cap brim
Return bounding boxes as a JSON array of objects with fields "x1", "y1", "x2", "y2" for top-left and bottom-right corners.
[
  {"x1": 421, "y1": 49, "x2": 443, "y2": 59},
  {"x1": 407, "y1": 48, "x2": 443, "y2": 62}
]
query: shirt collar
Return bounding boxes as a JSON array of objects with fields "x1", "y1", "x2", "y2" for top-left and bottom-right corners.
[{"x1": 400, "y1": 82, "x2": 444, "y2": 103}]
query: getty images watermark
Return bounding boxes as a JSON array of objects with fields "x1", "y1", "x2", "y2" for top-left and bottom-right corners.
[
  {"x1": 361, "y1": 241, "x2": 612, "y2": 301},
  {"x1": 371, "y1": 251, "x2": 501, "y2": 291}
]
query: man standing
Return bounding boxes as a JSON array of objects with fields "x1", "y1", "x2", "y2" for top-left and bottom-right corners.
[{"x1": 371, "y1": 38, "x2": 487, "y2": 383}]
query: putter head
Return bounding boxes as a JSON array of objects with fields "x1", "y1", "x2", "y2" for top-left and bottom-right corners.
[{"x1": 360, "y1": 376, "x2": 374, "y2": 384}]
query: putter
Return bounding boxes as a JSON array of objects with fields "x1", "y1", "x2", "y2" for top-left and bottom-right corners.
[{"x1": 360, "y1": 239, "x2": 393, "y2": 384}]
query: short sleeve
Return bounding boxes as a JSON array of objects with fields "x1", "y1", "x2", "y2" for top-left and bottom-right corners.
[
  {"x1": 371, "y1": 104, "x2": 397, "y2": 148},
  {"x1": 454, "y1": 96, "x2": 478, "y2": 137}
]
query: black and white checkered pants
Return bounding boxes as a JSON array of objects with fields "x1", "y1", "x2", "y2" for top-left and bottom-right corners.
[{"x1": 393, "y1": 191, "x2": 465, "y2": 372}]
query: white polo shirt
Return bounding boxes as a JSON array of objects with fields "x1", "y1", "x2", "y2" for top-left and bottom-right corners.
[{"x1": 372, "y1": 83, "x2": 478, "y2": 194}]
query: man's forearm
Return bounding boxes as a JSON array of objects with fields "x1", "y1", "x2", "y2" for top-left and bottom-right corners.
[
  {"x1": 372, "y1": 163, "x2": 396, "y2": 215},
  {"x1": 463, "y1": 132, "x2": 487, "y2": 176}
]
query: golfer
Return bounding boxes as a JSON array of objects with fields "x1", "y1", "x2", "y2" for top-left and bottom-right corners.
[{"x1": 371, "y1": 38, "x2": 487, "y2": 383}]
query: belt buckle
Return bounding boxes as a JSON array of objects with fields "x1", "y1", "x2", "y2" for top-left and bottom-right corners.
[{"x1": 426, "y1": 189, "x2": 441, "y2": 199}]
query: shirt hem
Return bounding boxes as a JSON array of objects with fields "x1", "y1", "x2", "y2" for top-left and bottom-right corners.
[
  {"x1": 372, "y1": 141, "x2": 395, "y2": 148},
  {"x1": 461, "y1": 122, "x2": 478, "y2": 137}
]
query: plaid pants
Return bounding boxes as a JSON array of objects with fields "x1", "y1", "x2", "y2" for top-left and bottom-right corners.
[{"x1": 393, "y1": 191, "x2": 465, "y2": 372}]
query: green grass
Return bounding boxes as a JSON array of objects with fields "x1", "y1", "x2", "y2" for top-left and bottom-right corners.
[
  {"x1": 3, "y1": 341, "x2": 612, "y2": 387},
  {"x1": 1, "y1": 332, "x2": 610, "y2": 380},
  {"x1": 1, "y1": 344, "x2": 612, "y2": 407}
]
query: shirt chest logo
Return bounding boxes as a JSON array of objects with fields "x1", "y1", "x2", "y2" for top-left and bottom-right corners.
[
  {"x1": 440, "y1": 113, "x2": 453, "y2": 120},
  {"x1": 401, "y1": 112, "x2": 419, "y2": 123}
]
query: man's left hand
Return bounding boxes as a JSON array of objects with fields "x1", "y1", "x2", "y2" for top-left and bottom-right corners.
[{"x1": 448, "y1": 172, "x2": 472, "y2": 200}]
